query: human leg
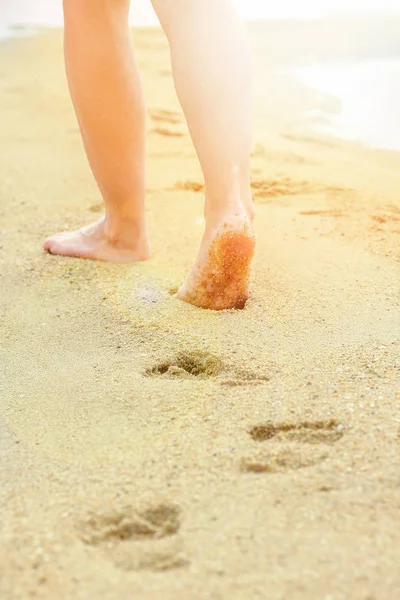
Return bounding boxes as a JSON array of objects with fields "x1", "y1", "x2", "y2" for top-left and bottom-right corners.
[
  {"x1": 44, "y1": 0, "x2": 149, "y2": 262},
  {"x1": 152, "y1": 0, "x2": 255, "y2": 309}
]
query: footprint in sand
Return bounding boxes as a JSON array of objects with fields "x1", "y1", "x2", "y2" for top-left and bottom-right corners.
[
  {"x1": 250, "y1": 177, "x2": 312, "y2": 202},
  {"x1": 89, "y1": 203, "x2": 103, "y2": 213},
  {"x1": 219, "y1": 376, "x2": 270, "y2": 387},
  {"x1": 151, "y1": 127, "x2": 185, "y2": 138},
  {"x1": 149, "y1": 109, "x2": 185, "y2": 137},
  {"x1": 149, "y1": 108, "x2": 183, "y2": 125},
  {"x1": 282, "y1": 132, "x2": 340, "y2": 149},
  {"x1": 145, "y1": 350, "x2": 223, "y2": 379},
  {"x1": 240, "y1": 447, "x2": 329, "y2": 473},
  {"x1": 249, "y1": 419, "x2": 344, "y2": 444},
  {"x1": 173, "y1": 180, "x2": 205, "y2": 193},
  {"x1": 172, "y1": 176, "x2": 320, "y2": 204},
  {"x1": 250, "y1": 177, "x2": 352, "y2": 203},
  {"x1": 145, "y1": 350, "x2": 270, "y2": 385},
  {"x1": 371, "y1": 212, "x2": 400, "y2": 225},
  {"x1": 299, "y1": 209, "x2": 344, "y2": 218},
  {"x1": 171, "y1": 176, "x2": 352, "y2": 207},
  {"x1": 241, "y1": 419, "x2": 344, "y2": 474},
  {"x1": 78, "y1": 503, "x2": 188, "y2": 572}
]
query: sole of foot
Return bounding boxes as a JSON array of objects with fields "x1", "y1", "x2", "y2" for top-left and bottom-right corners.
[{"x1": 176, "y1": 212, "x2": 255, "y2": 311}]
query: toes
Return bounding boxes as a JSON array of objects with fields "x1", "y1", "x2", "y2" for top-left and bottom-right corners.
[
  {"x1": 45, "y1": 239, "x2": 95, "y2": 260},
  {"x1": 43, "y1": 232, "x2": 65, "y2": 251},
  {"x1": 45, "y1": 240, "x2": 75, "y2": 258},
  {"x1": 43, "y1": 237, "x2": 53, "y2": 251},
  {"x1": 43, "y1": 237, "x2": 70, "y2": 257},
  {"x1": 43, "y1": 238, "x2": 57, "y2": 252},
  {"x1": 45, "y1": 240, "x2": 61, "y2": 255}
]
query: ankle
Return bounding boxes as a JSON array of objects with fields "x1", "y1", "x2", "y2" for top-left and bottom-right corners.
[
  {"x1": 204, "y1": 166, "x2": 254, "y2": 215},
  {"x1": 104, "y1": 213, "x2": 147, "y2": 244},
  {"x1": 204, "y1": 194, "x2": 254, "y2": 227}
]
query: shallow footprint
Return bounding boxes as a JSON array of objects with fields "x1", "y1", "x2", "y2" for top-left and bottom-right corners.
[
  {"x1": 174, "y1": 180, "x2": 205, "y2": 193},
  {"x1": 251, "y1": 177, "x2": 311, "y2": 201},
  {"x1": 299, "y1": 209, "x2": 344, "y2": 217},
  {"x1": 152, "y1": 126, "x2": 184, "y2": 138},
  {"x1": 78, "y1": 503, "x2": 188, "y2": 572},
  {"x1": 89, "y1": 204, "x2": 103, "y2": 214},
  {"x1": 241, "y1": 445, "x2": 329, "y2": 474},
  {"x1": 149, "y1": 108, "x2": 182, "y2": 125},
  {"x1": 241, "y1": 419, "x2": 343, "y2": 474},
  {"x1": 248, "y1": 419, "x2": 344, "y2": 445},
  {"x1": 220, "y1": 377, "x2": 269, "y2": 386}
]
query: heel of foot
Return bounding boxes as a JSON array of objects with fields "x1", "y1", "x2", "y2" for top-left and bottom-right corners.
[
  {"x1": 178, "y1": 226, "x2": 255, "y2": 311},
  {"x1": 218, "y1": 229, "x2": 255, "y2": 269}
]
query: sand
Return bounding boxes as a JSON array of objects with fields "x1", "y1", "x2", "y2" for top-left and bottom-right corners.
[{"x1": 0, "y1": 26, "x2": 400, "y2": 600}]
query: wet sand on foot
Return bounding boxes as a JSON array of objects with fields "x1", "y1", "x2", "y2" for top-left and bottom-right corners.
[{"x1": 0, "y1": 27, "x2": 400, "y2": 600}]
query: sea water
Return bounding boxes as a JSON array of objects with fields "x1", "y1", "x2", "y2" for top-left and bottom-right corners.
[{"x1": 292, "y1": 58, "x2": 400, "y2": 150}]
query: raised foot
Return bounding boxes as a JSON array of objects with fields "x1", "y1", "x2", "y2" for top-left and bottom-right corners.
[
  {"x1": 43, "y1": 218, "x2": 150, "y2": 263},
  {"x1": 176, "y1": 214, "x2": 256, "y2": 311}
]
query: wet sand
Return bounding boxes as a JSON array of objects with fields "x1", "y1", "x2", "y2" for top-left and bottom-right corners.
[{"x1": 1, "y1": 28, "x2": 400, "y2": 600}]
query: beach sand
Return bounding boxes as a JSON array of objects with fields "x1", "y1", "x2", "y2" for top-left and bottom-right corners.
[{"x1": 0, "y1": 27, "x2": 400, "y2": 600}]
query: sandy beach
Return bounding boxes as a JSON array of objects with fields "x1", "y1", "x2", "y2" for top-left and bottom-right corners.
[{"x1": 1, "y1": 25, "x2": 400, "y2": 599}]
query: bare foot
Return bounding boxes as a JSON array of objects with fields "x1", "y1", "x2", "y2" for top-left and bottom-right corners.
[
  {"x1": 43, "y1": 217, "x2": 150, "y2": 263},
  {"x1": 176, "y1": 205, "x2": 255, "y2": 310}
]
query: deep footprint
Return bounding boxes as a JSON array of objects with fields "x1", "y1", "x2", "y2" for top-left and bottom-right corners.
[
  {"x1": 145, "y1": 350, "x2": 223, "y2": 379},
  {"x1": 249, "y1": 419, "x2": 344, "y2": 445},
  {"x1": 146, "y1": 350, "x2": 270, "y2": 384}
]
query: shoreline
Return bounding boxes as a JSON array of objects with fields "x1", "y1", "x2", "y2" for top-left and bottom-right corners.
[{"x1": 290, "y1": 56, "x2": 400, "y2": 151}]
